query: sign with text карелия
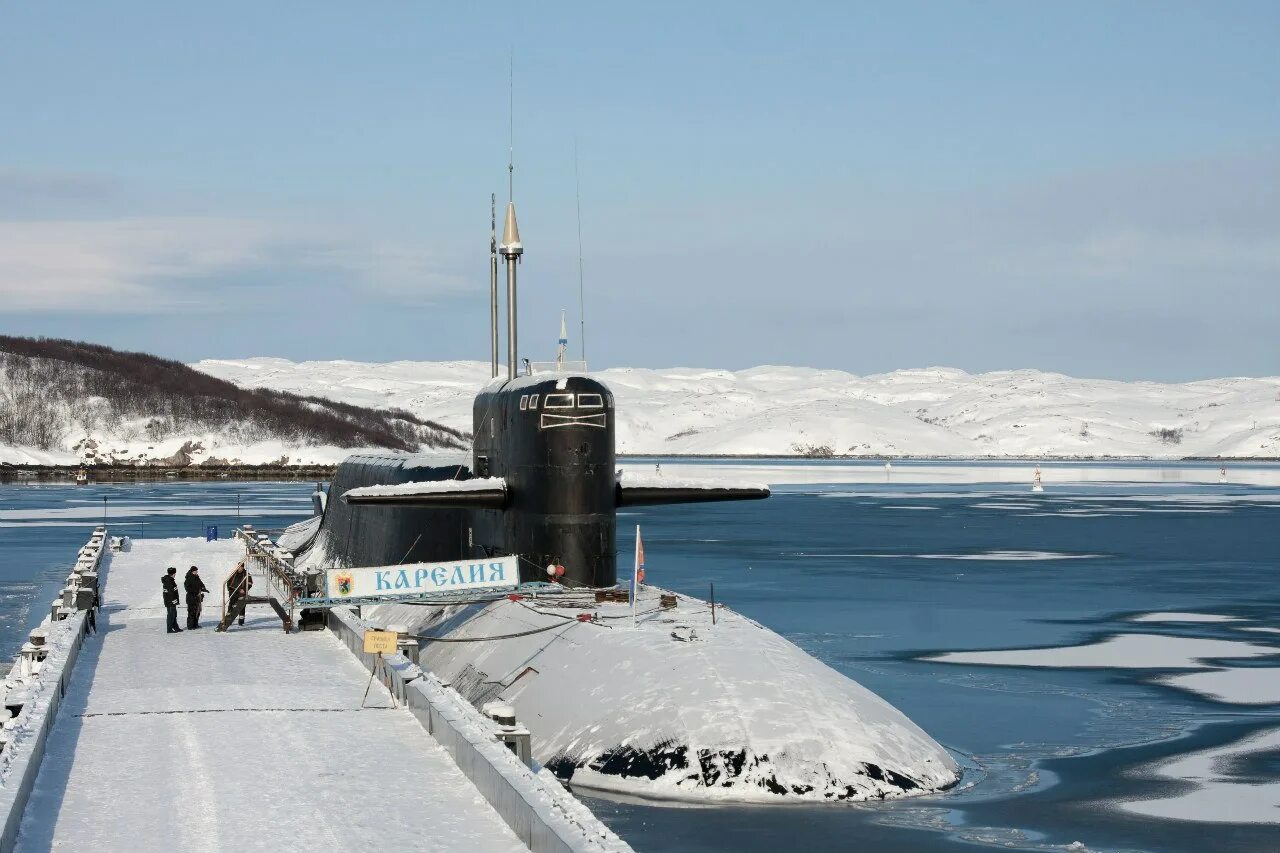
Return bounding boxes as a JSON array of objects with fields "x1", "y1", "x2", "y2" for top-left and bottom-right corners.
[{"x1": 326, "y1": 555, "x2": 519, "y2": 600}]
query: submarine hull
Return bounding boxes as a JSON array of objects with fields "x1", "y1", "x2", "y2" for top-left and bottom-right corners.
[
  {"x1": 297, "y1": 453, "x2": 470, "y2": 568},
  {"x1": 363, "y1": 588, "x2": 960, "y2": 803},
  {"x1": 285, "y1": 370, "x2": 961, "y2": 804}
]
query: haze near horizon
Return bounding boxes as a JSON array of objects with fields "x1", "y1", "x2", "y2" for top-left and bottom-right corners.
[{"x1": 1, "y1": 2, "x2": 1277, "y2": 381}]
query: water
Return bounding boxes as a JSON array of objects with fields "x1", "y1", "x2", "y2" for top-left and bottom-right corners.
[
  {"x1": 0, "y1": 480, "x2": 314, "y2": 652},
  {"x1": 2, "y1": 465, "x2": 1278, "y2": 852}
]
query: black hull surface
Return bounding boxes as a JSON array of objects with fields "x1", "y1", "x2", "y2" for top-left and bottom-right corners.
[{"x1": 312, "y1": 454, "x2": 469, "y2": 568}]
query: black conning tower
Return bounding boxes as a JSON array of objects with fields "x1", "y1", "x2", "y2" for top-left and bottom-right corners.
[{"x1": 470, "y1": 373, "x2": 616, "y2": 587}]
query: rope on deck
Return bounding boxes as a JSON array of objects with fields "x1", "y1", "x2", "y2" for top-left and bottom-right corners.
[{"x1": 413, "y1": 620, "x2": 577, "y2": 643}]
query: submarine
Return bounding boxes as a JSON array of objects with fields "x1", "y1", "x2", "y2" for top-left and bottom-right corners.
[{"x1": 283, "y1": 200, "x2": 960, "y2": 803}]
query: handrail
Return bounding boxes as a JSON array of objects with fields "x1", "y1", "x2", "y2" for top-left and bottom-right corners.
[
  {"x1": 233, "y1": 528, "x2": 307, "y2": 628},
  {"x1": 294, "y1": 585, "x2": 522, "y2": 609},
  {"x1": 526, "y1": 360, "x2": 588, "y2": 374}
]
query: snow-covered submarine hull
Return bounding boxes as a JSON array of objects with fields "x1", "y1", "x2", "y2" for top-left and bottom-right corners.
[
  {"x1": 361, "y1": 588, "x2": 960, "y2": 803},
  {"x1": 285, "y1": 446, "x2": 959, "y2": 800}
]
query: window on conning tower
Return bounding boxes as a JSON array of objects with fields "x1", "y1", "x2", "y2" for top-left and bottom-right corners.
[
  {"x1": 544, "y1": 393, "x2": 574, "y2": 409},
  {"x1": 577, "y1": 393, "x2": 603, "y2": 408}
]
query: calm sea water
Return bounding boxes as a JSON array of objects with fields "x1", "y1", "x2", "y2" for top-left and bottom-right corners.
[
  {"x1": 0, "y1": 480, "x2": 314, "y2": 648},
  {"x1": 2, "y1": 463, "x2": 1277, "y2": 852}
]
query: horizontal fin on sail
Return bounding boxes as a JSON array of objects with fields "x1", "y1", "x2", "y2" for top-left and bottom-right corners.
[
  {"x1": 616, "y1": 478, "x2": 770, "y2": 507},
  {"x1": 343, "y1": 477, "x2": 508, "y2": 509}
]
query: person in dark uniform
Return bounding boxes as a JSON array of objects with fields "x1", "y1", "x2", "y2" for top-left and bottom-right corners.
[
  {"x1": 162, "y1": 567, "x2": 181, "y2": 633},
  {"x1": 184, "y1": 566, "x2": 210, "y2": 629},
  {"x1": 221, "y1": 562, "x2": 253, "y2": 630}
]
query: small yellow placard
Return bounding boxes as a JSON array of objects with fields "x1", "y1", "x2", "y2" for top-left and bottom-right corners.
[{"x1": 363, "y1": 630, "x2": 398, "y2": 655}]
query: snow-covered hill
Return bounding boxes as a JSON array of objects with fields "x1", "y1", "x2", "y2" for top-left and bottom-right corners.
[
  {"x1": 0, "y1": 339, "x2": 464, "y2": 467},
  {"x1": 194, "y1": 358, "x2": 1280, "y2": 459}
]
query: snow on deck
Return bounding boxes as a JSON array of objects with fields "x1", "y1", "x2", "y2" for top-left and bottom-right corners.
[{"x1": 15, "y1": 538, "x2": 525, "y2": 853}]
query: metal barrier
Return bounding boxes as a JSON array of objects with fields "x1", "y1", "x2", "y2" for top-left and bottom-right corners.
[
  {"x1": 0, "y1": 529, "x2": 103, "y2": 852},
  {"x1": 326, "y1": 606, "x2": 632, "y2": 853},
  {"x1": 527, "y1": 360, "x2": 588, "y2": 375}
]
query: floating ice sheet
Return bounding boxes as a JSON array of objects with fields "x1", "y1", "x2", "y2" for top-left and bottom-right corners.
[
  {"x1": 927, "y1": 634, "x2": 1278, "y2": 669},
  {"x1": 1121, "y1": 727, "x2": 1280, "y2": 824},
  {"x1": 1130, "y1": 612, "x2": 1242, "y2": 623},
  {"x1": 1160, "y1": 668, "x2": 1280, "y2": 705},
  {"x1": 794, "y1": 550, "x2": 1102, "y2": 561}
]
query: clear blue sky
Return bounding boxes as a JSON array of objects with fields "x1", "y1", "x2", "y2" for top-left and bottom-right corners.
[{"x1": 2, "y1": 2, "x2": 1277, "y2": 380}]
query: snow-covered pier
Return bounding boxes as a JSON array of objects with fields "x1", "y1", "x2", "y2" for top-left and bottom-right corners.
[{"x1": 3, "y1": 536, "x2": 624, "y2": 852}]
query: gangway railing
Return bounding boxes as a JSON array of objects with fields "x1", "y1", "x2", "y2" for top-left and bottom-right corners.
[
  {"x1": 230, "y1": 528, "x2": 578, "y2": 619},
  {"x1": 231, "y1": 527, "x2": 308, "y2": 631},
  {"x1": 526, "y1": 360, "x2": 588, "y2": 374},
  {"x1": 291, "y1": 584, "x2": 538, "y2": 610}
]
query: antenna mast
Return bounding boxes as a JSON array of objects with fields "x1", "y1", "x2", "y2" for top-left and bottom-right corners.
[
  {"x1": 507, "y1": 51, "x2": 514, "y2": 202},
  {"x1": 499, "y1": 53, "x2": 523, "y2": 382},
  {"x1": 489, "y1": 193, "x2": 499, "y2": 378},
  {"x1": 574, "y1": 141, "x2": 587, "y2": 366}
]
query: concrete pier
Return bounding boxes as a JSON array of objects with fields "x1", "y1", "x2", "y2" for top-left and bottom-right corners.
[{"x1": 12, "y1": 538, "x2": 529, "y2": 852}]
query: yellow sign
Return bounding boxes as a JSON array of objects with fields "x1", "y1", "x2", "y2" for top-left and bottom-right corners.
[{"x1": 363, "y1": 630, "x2": 398, "y2": 655}]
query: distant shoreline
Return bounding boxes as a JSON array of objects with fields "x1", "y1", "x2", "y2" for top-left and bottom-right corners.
[
  {"x1": 0, "y1": 464, "x2": 336, "y2": 482},
  {"x1": 616, "y1": 454, "x2": 1280, "y2": 463},
  {"x1": 3, "y1": 455, "x2": 1277, "y2": 482}
]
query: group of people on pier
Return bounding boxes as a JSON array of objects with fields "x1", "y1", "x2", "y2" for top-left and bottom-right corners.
[{"x1": 160, "y1": 562, "x2": 253, "y2": 633}]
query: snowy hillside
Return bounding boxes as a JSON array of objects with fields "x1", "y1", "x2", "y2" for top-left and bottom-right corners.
[
  {"x1": 0, "y1": 338, "x2": 466, "y2": 467},
  {"x1": 194, "y1": 358, "x2": 1280, "y2": 459}
]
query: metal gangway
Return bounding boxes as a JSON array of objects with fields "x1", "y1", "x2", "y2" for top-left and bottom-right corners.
[{"x1": 226, "y1": 526, "x2": 308, "y2": 632}]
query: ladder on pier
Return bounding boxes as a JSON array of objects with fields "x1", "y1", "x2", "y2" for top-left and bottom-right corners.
[{"x1": 222, "y1": 528, "x2": 306, "y2": 632}]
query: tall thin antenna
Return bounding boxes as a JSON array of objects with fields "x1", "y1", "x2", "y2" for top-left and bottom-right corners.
[
  {"x1": 574, "y1": 141, "x2": 587, "y2": 365},
  {"x1": 507, "y1": 50, "x2": 515, "y2": 202},
  {"x1": 489, "y1": 192, "x2": 499, "y2": 378}
]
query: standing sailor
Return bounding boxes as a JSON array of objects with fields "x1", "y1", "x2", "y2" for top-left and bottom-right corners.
[
  {"x1": 162, "y1": 567, "x2": 182, "y2": 633},
  {"x1": 184, "y1": 566, "x2": 209, "y2": 629},
  {"x1": 218, "y1": 562, "x2": 253, "y2": 631}
]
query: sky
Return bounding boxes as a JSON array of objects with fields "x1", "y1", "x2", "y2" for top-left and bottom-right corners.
[{"x1": 1, "y1": 1, "x2": 1277, "y2": 381}]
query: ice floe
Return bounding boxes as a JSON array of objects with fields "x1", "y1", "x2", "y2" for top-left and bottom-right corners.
[
  {"x1": 1161, "y1": 668, "x2": 1280, "y2": 705},
  {"x1": 797, "y1": 550, "x2": 1101, "y2": 561},
  {"x1": 915, "y1": 550, "x2": 1103, "y2": 561},
  {"x1": 927, "y1": 634, "x2": 1278, "y2": 669},
  {"x1": 1130, "y1": 613, "x2": 1242, "y2": 624},
  {"x1": 1121, "y1": 727, "x2": 1280, "y2": 824}
]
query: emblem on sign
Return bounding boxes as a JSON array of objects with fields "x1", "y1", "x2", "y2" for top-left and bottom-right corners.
[{"x1": 335, "y1": 572, "x2": 354, "y2": 596}]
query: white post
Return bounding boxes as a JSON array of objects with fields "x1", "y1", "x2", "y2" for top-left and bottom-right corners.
[{"x1": 631, "y1": 524, "x2": 640, "y2": 627}]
